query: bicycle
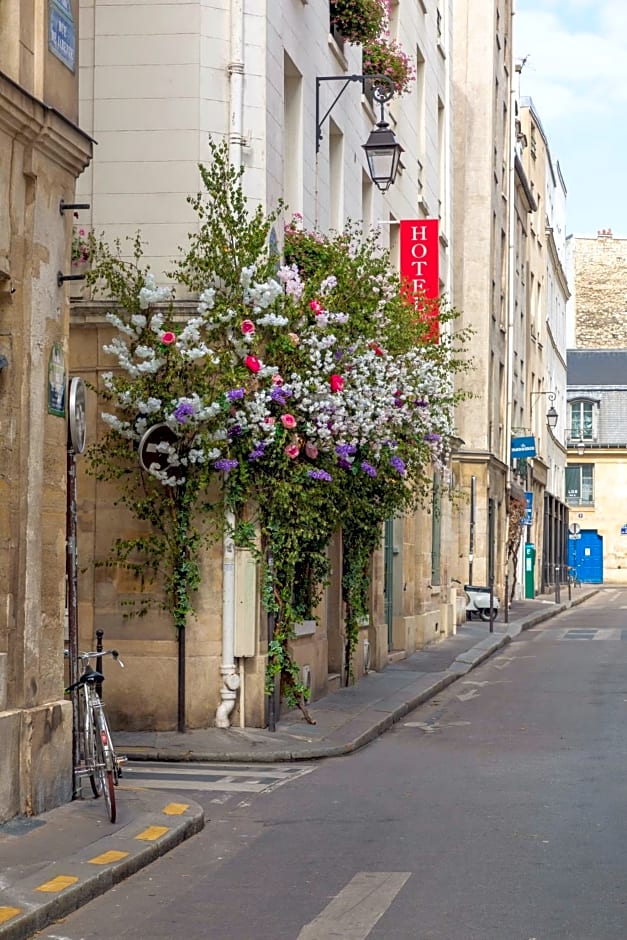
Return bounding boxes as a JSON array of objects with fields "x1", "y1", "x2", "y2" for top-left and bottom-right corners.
[{"x1": 65, "y1": 648, "x2": 126, "y2": 823}]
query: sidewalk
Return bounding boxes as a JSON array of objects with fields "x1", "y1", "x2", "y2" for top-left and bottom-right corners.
[
  {"x1": 115, "y1": 587, "x2": 596, "y2": 763},
  {"x1": 0, "y1": 587, "x2": 595, "y2": 940}
]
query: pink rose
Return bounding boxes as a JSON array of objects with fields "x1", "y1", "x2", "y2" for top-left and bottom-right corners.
[
  {"x1": 241, "y1": 319, "x2": 255, "y2": 334},
  {"x1": 309, "y1": 299, "x2": 323, "y2": 315},
  {"x1": 330, "y1": 374, "x2": 345, "y2": 393},
  {"x1": 264, "y1": 416, "x2": 276, "y2": 426},
  {"x1": 285, "y1": 443, "x2": 300, "y2": 459},
  {"x1": 281, "y1": 414, "x2": 296, "y2": 429},
  {"x1": 161, "y1": 332, "x2": 176, "y2": 345},
  {"x1": 287, "y1": 332, "x2": 300, "y2": 346},
  {"x1": 305, "y1": 442, "x2": 319, "y2": 460},
  {"x1": 272, "y1": 374, "x2": 284, "y2": 386},
  {"x1": 245, "y1": 355, "x2": 261, "y2": 373}
]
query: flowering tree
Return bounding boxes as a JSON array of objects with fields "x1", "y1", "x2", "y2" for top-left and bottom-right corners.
[{"x1": 87, "y1": 140, "x2": 470, "y2": 721}]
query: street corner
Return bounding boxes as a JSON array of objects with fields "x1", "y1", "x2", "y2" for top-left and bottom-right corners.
[{"x1": 0, "y1": 790, "x2": 204, "y2": 940}]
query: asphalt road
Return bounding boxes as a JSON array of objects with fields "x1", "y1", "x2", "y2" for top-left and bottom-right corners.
[{"x1": 36, "y1": 588, "x2": 627, "y2": 939}]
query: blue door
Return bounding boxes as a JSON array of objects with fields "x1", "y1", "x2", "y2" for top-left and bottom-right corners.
[{"x1": 568, "y1": 530, "x2": 603, "y2": 584}]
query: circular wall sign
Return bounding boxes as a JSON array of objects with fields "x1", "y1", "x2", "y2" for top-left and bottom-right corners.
[
  {"x1": 569, "y1": 522, "x2": 581, "y2": 536},
  {"x1": 68, "y1": 377, "x2": 87, "y2": 453},
  {"x1": 138, "y1": 423, "x2": 179, "y2": 473}
]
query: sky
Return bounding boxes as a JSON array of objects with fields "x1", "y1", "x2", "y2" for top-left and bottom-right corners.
[{"x1": 515, "y1": 0, "x2": 627, "y2": 236}]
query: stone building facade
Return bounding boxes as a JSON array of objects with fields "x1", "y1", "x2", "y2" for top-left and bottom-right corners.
[
  {"x1": 572, "y1": 232, "x2": 627, "y2": 348},
  {"x1": 0, "y1": 0, "x2": 92, "y2": 822}
]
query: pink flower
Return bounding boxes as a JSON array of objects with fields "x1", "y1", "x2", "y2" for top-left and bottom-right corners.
[
  {"x1": 305, "y1": 442, "x2": 319, "y2": 460},
  {"x1": 264, "y1": 416, "x2": 276, "y2": 427},
  {"x1": 309, "y1": 299, "x2": 323, "y2": 315},
  {"x1": 245, "y1": 355, "x2": 261, "y2": 373},
  {"x1": 369, "y1": 342, "x2": 384, "y2": 357},
  {"x1": 241, "y1": 319, "x2": 255, "y2": 334},
  {"x1": 330, "y1": 374, "x2": 345, "y2": 393},
  {"x1": 161, "y1": 332, "x2": 176, "y2": 345},
  {"x1": 281, "y1": 414, "x2": 296, "y2": 429},
  {"x1": 285, "y1": 443, "x2": 300, "y2": 459},
  {"x1": 287, "y1": 332, "x2": 300, "y2": 346},
  {"x1": 272, "y1": 374, "x2": 284, "y2": 386}
]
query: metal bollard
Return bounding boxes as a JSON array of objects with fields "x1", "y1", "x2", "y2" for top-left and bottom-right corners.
[
  {"x1": 504, "y1": 573, "x2": 509, "y2": 624},
  {"x1": 554, "y1": 566, "x2": 560, "y2": 605}
]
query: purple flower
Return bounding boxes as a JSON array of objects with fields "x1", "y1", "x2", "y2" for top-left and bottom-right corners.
[
  {"x1": 335, "y1": 443, "x2": 357, "y2": 458},
  {"x1": 415, "y1": 399, "x2": 428, "y2": 408},
  {"x1": 270, "y1": 386, "x2": 292, "y2": 404},
  {"x1": 360, "y1": 461, "x2": 377, "y2": 478},
  {"x1": 227, "y1": 388, "x2": 245, "y2": 401},
  {"x1": 173, "y1": 402, "x2": 195, "y2": 424},
  {"x1": 308, "y1": 469, "x2": 333, "y2": 482},
  {"x1": 227, "y1": 424, "x2": 243, "y2": 438},
  {"x1": 337, "y1": 458, "x2": 352, "y2": 471},
  {"x1": 390, "y1": 455, "x2": 406, "y2": 476},
  {"x1": 424, "y1": 432, "x2": 441, "y2": 443},
  {"x1": 214, "y1": 458, "x2": 239, "y2": 472},
  {"x1": 248, "y1": 444, "x2": 266, "y2": 461}
]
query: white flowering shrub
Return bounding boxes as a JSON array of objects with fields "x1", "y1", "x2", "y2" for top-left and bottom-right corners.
[{"x1": 87, "y1": 141, "x2": 470, "y2": 714}]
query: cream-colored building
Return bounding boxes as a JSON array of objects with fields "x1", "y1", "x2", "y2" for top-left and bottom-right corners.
[
  {"x1": 72, "y1": 0, "x2": 458, "y2": 732},
  {"x1": 0, "y1": 0, "x2": 92, "y2": 822},
  {"x1": 451, "y1": 0, "x2": 517, "y2": 596},
  {"x1": 566, "y1": 349, "x2": 627, "y2": 585},
  {"x1": 517, "y1": 100, "x2": 569, "y2": 596}
]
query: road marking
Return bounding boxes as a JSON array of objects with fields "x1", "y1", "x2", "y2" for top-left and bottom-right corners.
[
  {"x1": 297, "y1": 872, "x2": 411, "y2": 939},
  {"x1": 0, "y1": 907, "x2": 21, "y2": 925},
  {"x1": 124, "y1": 761, "x2": 313, "y2": 794},
  {"x1": 404, "y1": 720, "x2": 470, "y2": 733},
  {"x1": 36, "y1": 875, "x2": 79, "y2": 893},
  {"x1": 89, "y1": 850, "x2": 129, "y2": 865},
  {"x1": 462, "y1": 679, "x2": 511, "y2": 687},
  {"x1": 135, "y1": 825, "x2": 170, "y2": 842},
  {"x1": 457, "y1": 688, "x2": 481, "y2": 702},
  {"x1": 162, "y1": 802, "x2": 190, "y2": 815}
]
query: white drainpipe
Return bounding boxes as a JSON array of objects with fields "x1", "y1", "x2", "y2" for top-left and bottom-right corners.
[{"x1": 215, "y1": 0, "x2": 245, "y2": 728}]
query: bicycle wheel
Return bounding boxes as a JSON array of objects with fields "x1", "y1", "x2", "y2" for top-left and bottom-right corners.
[
  {"x1": 93, "y1": 712, "x2": 116, "y2": 823},
  {"x1": 100, "y1": 708, "x2": 121, "y2": 784},
  {"x1": 80, "y1": 693, "x2": 101, "y2": 798}
]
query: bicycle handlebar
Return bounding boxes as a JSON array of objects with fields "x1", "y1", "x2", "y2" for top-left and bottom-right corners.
[{"x1": 64, "y1": 649, "x2": 125, "y2": 668}]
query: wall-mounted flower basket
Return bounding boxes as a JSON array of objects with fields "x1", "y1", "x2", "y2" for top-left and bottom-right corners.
[
  {"x1": 329, "y1": 0, "x2": 386, "y2": 45},
  {"x1": 363, "y1": 36, "x2": 416, "y2": 95}
]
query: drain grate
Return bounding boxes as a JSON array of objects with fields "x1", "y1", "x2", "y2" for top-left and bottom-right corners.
[{"x1": 563, "y1": 629, "x2": 598, "y2": 640}]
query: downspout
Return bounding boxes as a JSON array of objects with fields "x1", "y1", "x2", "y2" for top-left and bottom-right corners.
[{"x1": 215, "y1": 0, "x2": 245, "y2": 728}]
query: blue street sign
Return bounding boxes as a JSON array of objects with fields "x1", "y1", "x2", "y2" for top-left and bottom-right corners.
[
  {"x1": 49, "y1": 0, "x2": 76, "y2": 72},
  {"x1": 511, "y1": 435, "x2": 536, "y2": 458}
]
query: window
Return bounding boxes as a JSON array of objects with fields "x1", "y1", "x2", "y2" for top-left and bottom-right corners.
[
  {"x1": 569, "y1": 401, "x2": 594, "y2": 441},
  {"x1": 565, "y1": 464, "x2": 594, "y2": 506}
]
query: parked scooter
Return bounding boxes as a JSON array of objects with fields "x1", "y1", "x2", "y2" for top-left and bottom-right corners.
[{"x1": 463, "y1": 584, "x2": 500, "y2": 622}]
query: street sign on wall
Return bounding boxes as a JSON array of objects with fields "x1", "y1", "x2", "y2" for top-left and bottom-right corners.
[{"x1": 511, "y1": 435, "x2": 536, "y2": 458}]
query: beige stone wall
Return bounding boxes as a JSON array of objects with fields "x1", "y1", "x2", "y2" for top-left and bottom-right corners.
[
  {"x1": 575, "y1": 234, "x2": 627, "y2": 348},
  {"x1": 0, "y1": 65, "x2": 91, "y2": 821}
]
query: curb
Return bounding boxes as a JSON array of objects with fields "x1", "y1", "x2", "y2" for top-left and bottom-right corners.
[{"x1": 0, "y1": 796, "x2": 204, "y2": 940}]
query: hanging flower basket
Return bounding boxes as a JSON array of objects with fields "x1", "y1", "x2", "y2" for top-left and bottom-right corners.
[
  {"x1": 330, "y1": 0, "x2": 387, "y2": 45},
  {"x1": 363, "y1": 36, "x2": 416, "y2": 96}
]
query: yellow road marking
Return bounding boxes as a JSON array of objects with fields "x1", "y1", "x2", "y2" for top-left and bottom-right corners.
[
  {"x1": 89, "y1": 850, "x2": 130, "y2": 865},
  {"x1": 0, "y1": 907, "x2": 22, "y2": 925},
  {"x1": 36, "y1": 875, "x2": 79, "y2": 893},
  {"x1": 135, "y1": 825, "x2": 170, "y2": 841},
  {"x1": 162, "y1": 803, "x2": 189, "y2": 816}
]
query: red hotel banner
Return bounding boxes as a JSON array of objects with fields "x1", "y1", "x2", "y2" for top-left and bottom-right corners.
[{"x1": 399, "y1": 218, "x2": 439, "y2": 339}]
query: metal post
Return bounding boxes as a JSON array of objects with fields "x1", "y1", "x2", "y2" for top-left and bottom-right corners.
[
  {"x1": 568, "y1": 568, "x2": 572, "y2": 601},
  {"x1": 554, "y1": 565, "x2": 560, "y2": 604},
  {"x1": 95, "y1": 628, "x2": 104, "y2": 699},
  {"x1": 66, "y1": 447, "x2": 80, "y2": 797},
  {"x1": 468, "y1": 476, "x2": 476, "y2": 586},
  {"x1": 489, "y1": 575, "x2": 495, "y2": 634},
  {"x1": 504, "y1": 573, "x2": 509, "y2": 624}
]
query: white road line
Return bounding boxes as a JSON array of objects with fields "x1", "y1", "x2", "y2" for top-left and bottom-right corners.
[
  {"x1": 124, "y1": 764, "x2": 311, "y2": 779},
  {"x1": 297, "y1": 872, "x2": 411, "y2": 940}
]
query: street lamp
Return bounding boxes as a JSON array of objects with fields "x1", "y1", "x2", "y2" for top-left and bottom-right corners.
[
  {"x1": 315, "y1": 75, "x2": 403, "y2": 192},
  {"x1": 530, "y1": 390, "x2": 558, "y2": 430}
]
